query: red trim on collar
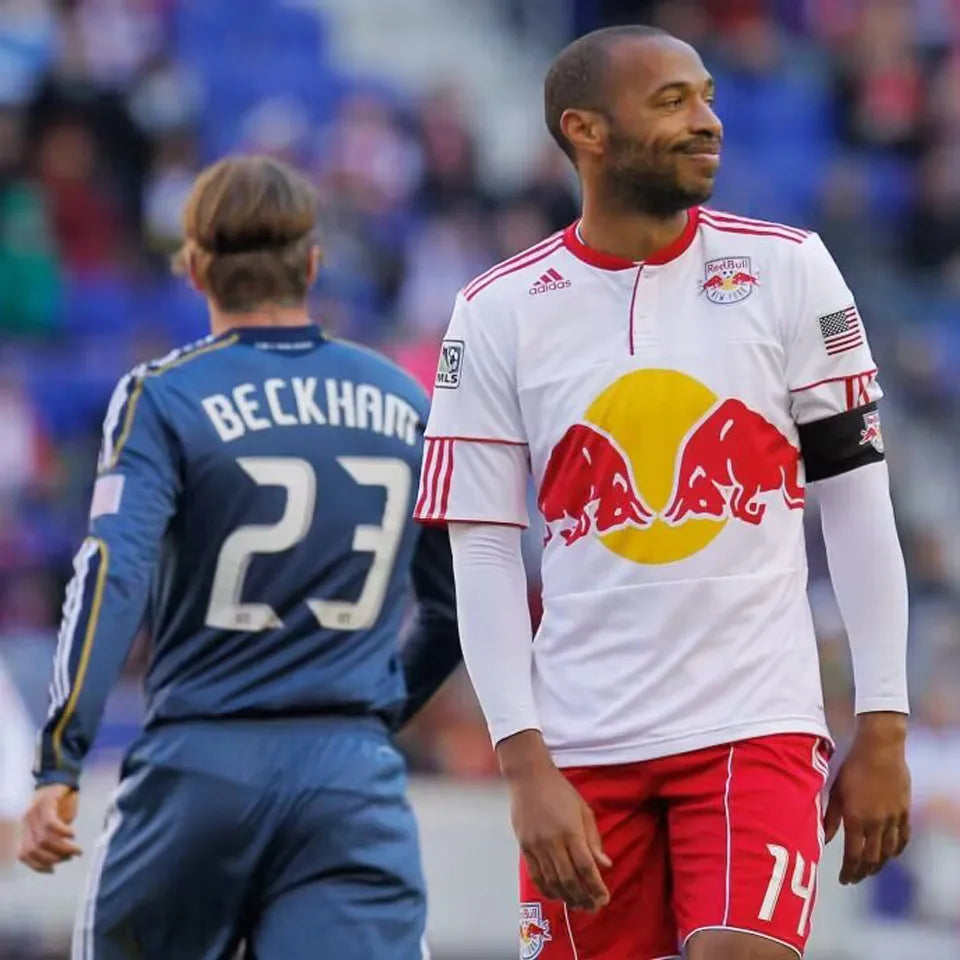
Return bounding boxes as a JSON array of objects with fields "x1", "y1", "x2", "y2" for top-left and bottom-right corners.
[{"x1": 563, "y1": 206, "x2": 701, "y2": 270}]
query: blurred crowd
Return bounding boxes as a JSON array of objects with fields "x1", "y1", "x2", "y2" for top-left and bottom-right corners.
[{"x1": 1, "y1": 0, "x2": 960, "y2": 931}]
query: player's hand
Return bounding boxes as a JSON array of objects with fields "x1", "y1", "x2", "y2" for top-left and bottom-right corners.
[
  {"x1": 18, "y1": 785, "x2": 82, "y2": 874},
  {"x1": 499, "y1": 730, "x2": 612, "y2": 912},
  {"x1": 823, "y1": 712, "x2": 910, "y2": 885}
]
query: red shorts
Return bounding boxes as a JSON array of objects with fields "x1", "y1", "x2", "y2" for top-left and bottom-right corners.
[{"x1": 518, "y1": 734, "x2": 831, "y2": 960}]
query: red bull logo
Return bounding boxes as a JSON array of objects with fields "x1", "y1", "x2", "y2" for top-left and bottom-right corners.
[
  {"x1": 858, "y1": 410, "x2": 884, "y2": 453},
  {"x1": 538, "y1": 370, "x2": 804, "y2": 564},
  {"x1": 539, "y1": 423, "x2": 654, "y2": 544},
  {"x1": 664, "y1": 398, "x2": 804, "y2": 526},
  {"x1": 700, "y1": 256, "x2": 759, "y2": 304},
  {"x1": 519, "y1": 903, "x2": 552, "y2": 959}
]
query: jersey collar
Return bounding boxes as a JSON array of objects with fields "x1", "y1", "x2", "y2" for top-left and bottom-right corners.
[
  {"x1": 563, "y1": 206, "x2": 700, "y2": 270},
  {"x1": 228, "y1": 324, "x2": 325, "y2": 344}
]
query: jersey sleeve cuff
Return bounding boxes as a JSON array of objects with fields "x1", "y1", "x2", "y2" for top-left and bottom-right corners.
[
  {"x1": 488, "y1": 715, "x2": 542, "y2": 747},
  {"x1": 415, "y1": 437, "x2": 529, "y2": 527},
  {"x1": 854, "y1": 697, "x2": 909, "y2": 715},
  {"x1": 34, "y1": 767, "x2": 81, "y2": 790},
  {"x1": 414, "y1": 514, "x2": 528, "y2": 529}
]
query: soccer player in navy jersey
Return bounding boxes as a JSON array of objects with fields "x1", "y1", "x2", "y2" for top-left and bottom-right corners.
[{"x1": 19, "y1": 155, "x2": 460, "y2": 960}]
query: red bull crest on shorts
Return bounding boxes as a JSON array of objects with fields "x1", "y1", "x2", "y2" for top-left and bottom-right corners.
[
  {"x1": 519, "y1": 902, "x2": 552, "y2": 959},
  {"x1": 700, "y1": 256, "x2": 759, "y2": 304},
  {"x1": 537, "y1": 369, "x2": 805, "y2": 565}
]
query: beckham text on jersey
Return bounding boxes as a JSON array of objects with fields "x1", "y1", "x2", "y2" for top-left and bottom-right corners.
[{"x1": 201, "y1": 377, "x2": 421, "y2": 445}]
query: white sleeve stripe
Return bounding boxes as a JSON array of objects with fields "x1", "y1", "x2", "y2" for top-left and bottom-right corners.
[
  {"x1": 50, "y1": 543, "x2": 96, "y2": 714},
  {"x1": 54, "y1": 541, "x2": 90, "y2": 707},
  {"x1": 97, "y1": 368, "x2": 142, "y2": 471},
  {"x1": 49, "y1": 539, "x2": 98, "y2": 715}
]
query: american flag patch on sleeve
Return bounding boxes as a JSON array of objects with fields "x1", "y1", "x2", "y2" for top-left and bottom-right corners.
[
  {"x1": 90, "y1": 474, "x2": 125, "y2": 519},
  {"x1": 818, "y1": 305, "x2": 864, "y2": 356}
]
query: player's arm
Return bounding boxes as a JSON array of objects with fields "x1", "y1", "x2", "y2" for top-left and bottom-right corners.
[
  {"x1": 414, "y1": 292, "x2": 609, "y2": 912},
  {"x1": 786, "y1": 234, "x2": 910, "y2": 885},
  {"x1": 413, "y1": 292, "x2": 535, "y2": 735},
  {"x1": 397, "y1": 524, "x2": 461, "y2": 724},
  {"x1": 21, "y1": 372, "x2": 178, "y2": 873}
]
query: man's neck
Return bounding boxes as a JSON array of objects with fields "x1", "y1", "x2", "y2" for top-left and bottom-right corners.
[
  {"x1": 210, "y1": 303, "x2": 312, "y2": 337},
  {"x1": 578, "y1": 196, "x2": 690, "y2": 263}
]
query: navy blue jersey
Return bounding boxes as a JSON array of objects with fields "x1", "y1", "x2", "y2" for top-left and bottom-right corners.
[{"x1": 37, "y1": 325, "x2": 459, "y2": 787}]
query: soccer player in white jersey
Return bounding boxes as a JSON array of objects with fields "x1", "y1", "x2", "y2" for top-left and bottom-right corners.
[{"x1": 414, "y1": 25, "x2": 911, "y2": 960}]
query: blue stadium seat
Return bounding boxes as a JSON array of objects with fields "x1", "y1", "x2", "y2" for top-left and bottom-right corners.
[
  {"x1": 863, "y1": 155, "x2": 916, "y2": 224},
  {"x1": 707, "y1": 63, "x2": 832, "y2": 155},
  {"x1": 142, "y1": 277, "x2": 209, "y2": 343},
  {"x1": 26, "y1": 353, "x2": 119, "y2": 440},
  {"x1": 173, "y1": 0, "x2": 339, "y2": 160},
  {"x1": 175, "y1": 2, "x2": 327, "y2": 65},
  {"x1": 201, "y1": 56, "x2": 336, "y2": 107},
  {"x1": 61, "y1": 272, "x2": 134, "y2": 337}
]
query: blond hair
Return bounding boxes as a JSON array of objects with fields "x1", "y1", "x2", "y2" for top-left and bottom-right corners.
[{"x1": 174, "y1": 155, "x2": 319, "y2": 312}]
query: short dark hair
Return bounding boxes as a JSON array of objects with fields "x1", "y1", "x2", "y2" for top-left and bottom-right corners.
[{"x1": 544, "y1": 25, "x2": 668, "y2": 161}]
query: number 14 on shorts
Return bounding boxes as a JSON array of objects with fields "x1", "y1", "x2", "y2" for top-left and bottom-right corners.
[{"x1": 758, "y1": 844, "x2": 817, "y2": 938}]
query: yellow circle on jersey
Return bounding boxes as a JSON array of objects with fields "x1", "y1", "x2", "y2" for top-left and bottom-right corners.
[{"x1": 584, "y1": 369, "x2": 726, "y2": 564}]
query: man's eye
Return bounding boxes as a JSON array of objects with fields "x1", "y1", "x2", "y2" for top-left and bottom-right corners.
[{"x1": 663, "y1": 98, "x2": 682, "y2": 108}]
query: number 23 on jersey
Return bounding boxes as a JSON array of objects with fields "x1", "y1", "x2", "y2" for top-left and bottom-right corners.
[{"x1": 205, "y1": 455, "x2": 411, "y2": 633}]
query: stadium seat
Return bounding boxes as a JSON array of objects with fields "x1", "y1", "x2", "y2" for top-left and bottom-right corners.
[
  {"x1": 61, "y1": 272, "x2": 134, "y2": 337},
  {"x1": 142, "y1": 277, "x2": 209, "y2": 343}
]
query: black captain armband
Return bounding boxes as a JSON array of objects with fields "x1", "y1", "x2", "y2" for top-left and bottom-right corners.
[{"x1": 798, "y1": 401, "x2": 885, "y2": 483}]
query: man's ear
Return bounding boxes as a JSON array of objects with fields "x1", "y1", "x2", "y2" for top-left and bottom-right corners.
[
  {"x1": 306, "y1": 244, "x2": 322, "y2": 287},
  {"x1": 560, "y1": 108, "x2": 607, "y2": 161},
  {"x1": 184, "y1": 242, "x2": 205, "y2": 293}
]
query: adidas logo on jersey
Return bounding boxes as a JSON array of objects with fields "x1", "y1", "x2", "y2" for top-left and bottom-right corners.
[{"x1": 529, "y1": 268, "x2": 571, "y2": 295}]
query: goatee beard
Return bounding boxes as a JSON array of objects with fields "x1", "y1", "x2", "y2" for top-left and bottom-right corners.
[
  {"x1": 604, "y1": 133, "x2": 714, "y2": 217},
  {"x1": 606, "y1": 165, "x2": 712, "y2": 218}
]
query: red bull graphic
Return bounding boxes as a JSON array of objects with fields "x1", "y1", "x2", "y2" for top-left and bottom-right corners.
[
  {"x1": 538, "y1": 423, "x2": 655, "y2": 545},
  {"x1": 537, "y1": 370, "x2": 806, "y2": 565},
  {"x1": 859, "y1": 410, "x2": 884, "y2": 453},
  {"x1": 700, "y1": 256, "x2": 759, "y2": 304},
  {"x1": 519, "y1": 903, "x2": 552, "y2": 959},
  {"x1": 663, "y1": 398, "x2": 805, "y2": 526}
]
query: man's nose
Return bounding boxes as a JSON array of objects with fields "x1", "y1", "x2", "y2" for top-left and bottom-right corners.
[{"x1": 691, "y1": 98, "x2": 722, "y2": 140}]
